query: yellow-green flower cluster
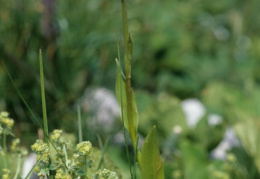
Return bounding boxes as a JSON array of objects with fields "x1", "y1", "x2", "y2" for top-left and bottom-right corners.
[
  {"x1": 0, "y1": 111, "x2": 14, "y2": 133},
  {"x1": 1, "y1": 168, "x2": 10, "y2": 179},
  {"x1": 10, "y1": 138, "x2": 20, "y2": 152},
  {"x1": 31, "y1": 139, "x2": 50, "y2": 165},
  {"x1": 76, "y1": 141, "x2": 92, "y2": 156},
  {"x1": 51, "y1": 129, "x2": 63, "y2": 142},
  {"x1": 55, "y1": 168, "x2": 72, "y2": 179},
  {"x1": 95, "y1": 169, "x2": 118, "y2": 179}
]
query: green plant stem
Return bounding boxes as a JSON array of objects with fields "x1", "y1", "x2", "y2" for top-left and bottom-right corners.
[
  {"x1": 63, "y1": 144, "x2": 69, "y2": 168},
  {"x1": 77, "y1": 106, "x2": 83, "y2": 143},
  {"x1": 1, "y1": 150, "x2": 7, "y2": 169},
  {"x1": 39, "y1": 49, "x2": 49, "y2": 144},
  {"x1": 3, "y1": 133, "x2": 6, "y2": 151},
  {"x1": 123, "y1": 126, "x2": 133, "y2": 178},
  {"x1": 2, "y1": 133, "x2": 8, "y2": 168},
  {"x1": 121, "y1": 0, "x2": 129, "y2": 47},
  {"x1": 13, "y1": 154, "x2": 22, "y2": 179},
  {"x1": 85, "y1": 156, "x2": 88, "y2": 175},
  {"x1": 120, "y1": 0, "x2": 142, "y2": 169},
  {"x1": 24, "y1": 155, "x2": 44, "y2": 179}
]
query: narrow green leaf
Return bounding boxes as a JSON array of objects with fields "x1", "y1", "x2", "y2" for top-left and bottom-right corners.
[
  {"x1": 115, "y1": 59, "x2": 139, "y2": 138},
  {"x1": 141, "y1": 126, "x2": 164, "y2": 179},
  {"x1": 24, "y1": 155, "x2": 44, "y2": 179},
  {"x1": 77, "y1": 105, "x2": 83, "y2": 143},
  {"x1": 39, "y1": 49, "x2": 49, "y2": 143}
]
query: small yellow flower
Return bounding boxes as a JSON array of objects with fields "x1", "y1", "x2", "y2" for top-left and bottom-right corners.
[
  {"x1": 62, "y1": 173, "x2": 72, "y2": 179},
  {"x1": 0, "y1": 117, "x2": 14, "y2": 128},
  {"x1": 51, "y1": 129, "x2": 63, "y2": 141},
  {"x1": 55, "y1": 168, "x2": 72, "y2": 179},
  {"x1": 31, "y1": 140, "x2": 50, "y2": 166},
  {"x1": 11, "y1": 138, "x2": 20, "y2": 152},
  {"x1": 0, "y1": 111, "x2": 9, "y2": 118},
  {"x1": 76, "y1": 141, "x2": 92, "y2": 156},
  {"x1": 2, "y1": 168, "x2": 10, "y2": 179}
]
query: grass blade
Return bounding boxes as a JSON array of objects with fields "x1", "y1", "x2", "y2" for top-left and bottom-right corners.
[
  {"x1": 77, "y1": 105, "x2": 83, "y2": 143},
  {"x1": 39, "y1": 49, "x2": 49, "y2": 144},
  {"x1": 24, "y1": 155, "x2": 44, "y2": 179}
]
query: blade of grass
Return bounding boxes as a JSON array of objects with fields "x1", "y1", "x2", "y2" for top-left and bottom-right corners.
[
  {"x1": 77, "y1": 105, "x2": 83, "y2": 143},
  {"x1": 13, "y1": 154, "x2": 22, "y2": 179},
  {"x1": 96, "y1": 135, "x2": 110, "y2": 170},
  {"x1": 116, "y1": 32, "x2": 134, "y2": 177},
  {"x1": 123, "y1": 124, "x2": 133, "y2": 179},
  {"x1": 24, "y1": 155, "x2": 44, "y2": 179},
  {"x1": 39, "y1": 49, "x2": 49, "y2": 144},
  {"x1": 133, "y1": 135, "x2": 139, "y2": 179},
  {"x1": 2, "y1": 60, "x2": 68, "y2": 170},
  {"x1": 2, "y1": 62, "x2": 43, "y2": 129},
  {"x1": 120, "y1": 0, "x2": 142, "y2": 168}
]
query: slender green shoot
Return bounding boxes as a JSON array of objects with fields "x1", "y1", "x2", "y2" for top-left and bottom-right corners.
[
  {"x1": 3, "y1": 59, "x2": 69, "y2": 170},
  {"x1": 3, "y1": 133, "x2": 6, "y2": 152},
  {"x1": 120, "y1": 0, "x2": 142, "y2": 169},
  {"x1": 24, "y1": 155, "x2": 44, "y2": 179},
  {"x1": 39, "y1": 49, "x2": 49, "y2": 144},
  {"x1": 2, "y1": 61, "x2": 43, "y2": 128},
  {"x1": 13, "y1": 154, "x2": 22, "y2": 179},
  {"x1": 116, "y1": 29, "x2": 134, "y2": 177},
  {"x1": 96, "y1": 135, "x2": 110, "y2": 170},
  {"x1": 0, "y1": 150, "x2": 7, "y2": 169},
  {"x1": 122, "y1": 121, "x2": 133, "y2": 179},
  {"x1": 77, "y1": 105, "x2": 83, "y2": 143},
  {"x1": 133, "y1": 135, "x2": 139, "y2": 179},
  {"x1": 63, "y1": 144, "x2": 69, "y2": 168}
]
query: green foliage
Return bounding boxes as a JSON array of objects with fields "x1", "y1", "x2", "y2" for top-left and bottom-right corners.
[
  {"x1": 2, "y1": 0, "x2": 260, "y2": 178},
  {"x1": 141, "y1": 126, "x2": 164, "y2": 179},
  {"x1": 235, "y1": 119, "x2": 260, "y2": 173},
  {"x1": 115, "y1": 59, "x2": 139, "y2": 140},
  {"x1": 137, "y1": 92, "x2": 187, "y2": 142},
  {"x1": 179, "y1": 140, "x2": 208, "y2": 179}
]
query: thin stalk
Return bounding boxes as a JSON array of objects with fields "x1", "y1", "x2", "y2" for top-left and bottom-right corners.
[
  {"x1": 2, "y1": 133, "x2": 7, "y2": 169},
  {"x1": 3, "y1": 61, "x2": 68, "y2": 169},
  {"x1": 1, "y1": 150, "x2": 7, "y2": 169},
  {"x1": 121, "y1": 0, "x2": 135, "y2": 142},
  {"x1": 96, "y1": 135, "x2": 110, "y2": 170},
  {"x1": 77, "y1": 106, "x2": 83, "y2": 142},
  {"x1": 121, "y1": 0, "x2": 129, "y2": 47},
  {"x1": 24, "y1": 155, "x2": 44, "y2": 179},
  {"x1": 63, "y1": 144, "x2": 69, "y2": 168},
  {"x1": 39, "y1": 49, "x2": 49, "y2": 144},
  {"x1": 3, "y1": 133, "x2": 6, "y2": 151},
  {"x1": 133, "y1": 135, "x2": 139, "y2": 179},
  {"x1": 123, "y1": 126, "x2": 133, "y2": 178},
  {"x1": 13, "y1": 154, "x2": 22, "y2": 179},
  {"x1": 85, "y1": 156, "x2": 88, "y2": 175},
  {"x1": 120, "y1": 0, "x2": 142, "y2": 168},
  {"x1": 119, "y1": 58, "x2": 133, "y2": 177}
]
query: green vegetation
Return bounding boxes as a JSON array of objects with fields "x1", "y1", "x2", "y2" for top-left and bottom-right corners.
[{"x1": 1, "y1": 0, "x2": 260, "y2": 178}]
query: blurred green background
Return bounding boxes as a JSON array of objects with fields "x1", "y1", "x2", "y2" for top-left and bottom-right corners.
[{"x1": 1, "y1": 0, "x2": 260, "y2": 178}]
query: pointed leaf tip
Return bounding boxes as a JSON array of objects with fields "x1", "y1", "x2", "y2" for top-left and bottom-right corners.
[{"x1": 141, "y1": 126, "x2": 164, "y2": 179}]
